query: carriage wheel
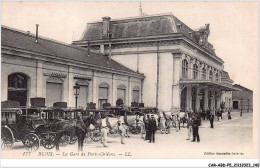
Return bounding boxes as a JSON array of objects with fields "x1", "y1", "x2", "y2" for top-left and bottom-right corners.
[
  {"x1": 42, "y1": 133, "x2": 56, "y2": 149},
  {"x1": 135, "y1": 126, "x2": 141, "y2": 134},
  {"x1": 84, "y1": 131, "x2": 92, "y2": 143},
  {"x1": 129, "y1": 125, "x2": 135, "y2": 134},
  {"x1": 129, "y1": 125, "x2": 141, "y2": 134},
  {"x1": 66, "y1": 135, "x2": 77, "y2": 144},
  {"x1": 91, "y1": 129, "x2": 101, "y2": 142},
  {"x1": 23, "y1": 133, "x2": 40, "y2": 151},
  {"x1": 1, "y1": 126, "x2": 14, "y2": 150},
  {"x1": 60, "y1": 134, "x2": 69, "y2": 146}
]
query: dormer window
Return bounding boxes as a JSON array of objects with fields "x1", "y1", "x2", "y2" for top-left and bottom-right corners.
[
  {"x1": 189, "y1": 32, "x2": 193, "y2": 38},
  {"x1": 197, "y1": 24, "x2": 210, "y2": 46},
  {"x1": 177, "y1": 23, "x2": 182, "y2": 29},
  {"x1": 203, "y1": 32, "x2": 208, "y2": 44},
  {"x1": 199, "y1": 37, "x2": 203, "y2": 45}
]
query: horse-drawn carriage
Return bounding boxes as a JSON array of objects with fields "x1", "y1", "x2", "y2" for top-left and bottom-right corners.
[
  {"x1": 1, "y1": 99, "x2": 86, "y2": 151},
  {"x1": 83, "y1": 103, "x2": 103, "y2": 143},
  {"x1": 1, "y1": 100, "x2": 61, "y2": 151},
  {"x1": 1, "y1": 105, "x2": 41, "y2": 151}
]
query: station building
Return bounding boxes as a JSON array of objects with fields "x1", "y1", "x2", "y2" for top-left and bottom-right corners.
[
  {"x1": 1, "y1": 26, "x2": 144, "y2": 109},
  {"x1": 72, "y1": 13, "x2": 235, "y2": 112}
]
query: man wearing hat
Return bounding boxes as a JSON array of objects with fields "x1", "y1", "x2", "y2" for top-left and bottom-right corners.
[
  {"x1": 191, "y1": 114, "x2": 201, "y2": 142},
  {"x1": 148, "y1": 114, "x2": 157, "y2": 143}
]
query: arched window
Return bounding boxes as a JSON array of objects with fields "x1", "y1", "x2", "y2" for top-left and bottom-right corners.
[
  {"x1": 209, "y1": 70, "x2": 213, "y2": 81},
  {"x1": 117, "y1": 84, "x2": 126, "y2": 104},
  {"x1": 98, "y1": 82, "x2": 109, "y2": 109},
  {"x1": 132, "y1": 86, "x2": 140, "y2": 103},
  {"x1": 8, "y1": 73, "x2": 28, "y2": 106},
  {"x1": 202, "y1": 68, "x2": 206, "y2": 80},
  {"x1": 46, "y1": 77, "x2": 63, "y2": 107},
  {"x1": 182, "y1": 59, "x2": 188, "y2": 79},
  {"x1": 193, "y1": 64, "x2": 198, "y2": 79},
  {"x1": 215, "y1": 73, "x2": 219, "y2": 82}
]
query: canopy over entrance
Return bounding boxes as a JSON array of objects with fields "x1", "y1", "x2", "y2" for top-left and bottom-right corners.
[{"x1": 179, "y1": 79, "x2": 239, "y2": 91}]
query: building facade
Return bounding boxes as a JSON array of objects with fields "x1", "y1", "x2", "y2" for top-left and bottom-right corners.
[
  {"x1": 221, "y1": 71, "x2": 234, "y2": 111},
  {"x1": 232, "y1": 84, "x2": 253, "y2": 112},
  {"x1": 1, "y1": 26, "x2": 144, "y2": 109},
  {"x1": 73, "y1": 13, "x2": 235, "y2": 112}
]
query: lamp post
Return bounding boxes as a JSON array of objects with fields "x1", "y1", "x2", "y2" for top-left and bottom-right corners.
[
  {"x1": 240, "y1": 98, "x2": 243, "y2": 117},
  {"x1": 74, "y1": 82, "x2": 80, "y2": 109}
]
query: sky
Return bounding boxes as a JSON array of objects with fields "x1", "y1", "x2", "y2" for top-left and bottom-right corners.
[{"x1": 1, "y1": 1, "x2": 258, "y2": 92}]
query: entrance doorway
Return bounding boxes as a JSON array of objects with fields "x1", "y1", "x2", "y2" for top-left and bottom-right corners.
[
  {"x1": 180, "y1": 87, "x2": 187, "y2": 111},
  {"x1": 215, "y1": 91, "x2": 218, "y2": 109},
  {"x1": 199, "y1": 89, "x2": 205, "y2": 110},
  {"x1": 233, "y1": 101, "x2": 239, "y2": 109},
  {"x1": 208, "y1": 91, "x2": 212, "y2": 110},
  {"x1": 191, "y1": 87, "x2": 197, "y2": 112}
]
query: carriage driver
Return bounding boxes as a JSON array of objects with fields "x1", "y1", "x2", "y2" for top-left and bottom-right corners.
[{"x1": 99, "y1": 115, "x2": 110, "y2": 147}]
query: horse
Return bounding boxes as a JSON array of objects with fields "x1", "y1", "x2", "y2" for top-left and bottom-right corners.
[
  {"x1": 51, "y1": 115, "x2": 97, "y2": 151},
  {"x1": 177, "y1": 111, "x2": 188, "y2": 128},
  {"x1": 98, "y1": 116, "x2": 130, "y2": 147},
  {"x1": 158, "y1": 111, "x2": 172, "y2": 134},
  {"x1": 171, "y1": 114, "x2": 180, "y2": 131}
]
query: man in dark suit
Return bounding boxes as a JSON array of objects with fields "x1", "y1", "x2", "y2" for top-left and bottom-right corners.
[
  {"x1": 206, "y1": 109, "x2": 210, "y2": 120},
  {"x1": 209, "y1": 113, "x2": 214, "y2": 128},
  {"x1": 191, "y1": 114, "x2": 201, "y2": 143},
  {"x1": 149, "y1": 115, "x2": 157, "y2": 143}
]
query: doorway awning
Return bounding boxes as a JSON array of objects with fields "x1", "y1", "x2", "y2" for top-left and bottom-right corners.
[{"x1": 179, "y1": 79, "x2": 239, "y2": 91}]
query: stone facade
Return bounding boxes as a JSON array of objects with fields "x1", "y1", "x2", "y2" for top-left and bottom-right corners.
[
  {"x1": 1, "y1": 26, "x2": 144, "y2": 109},
  {"x1": 73, "y1": 13, "x2": 234, "y2": 112}
]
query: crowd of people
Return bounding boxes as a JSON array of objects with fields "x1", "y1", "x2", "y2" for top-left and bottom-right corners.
[
  {"x1": 100, "y1": 107, "x2": 233, "y2": 146},
  {"x1": 140, "y1": 108, "x2": 233, "y2": 144}
]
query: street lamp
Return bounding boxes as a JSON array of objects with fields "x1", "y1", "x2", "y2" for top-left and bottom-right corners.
[
  {"x1": 240, "y1": 98, "x2": 243, "y2": 117},
  {"x1": 247, "y1": 99, "x2": 250, "y2": 112},
  {"x1": 74, "y1": 82, "x2": 80, "y2": 109}
]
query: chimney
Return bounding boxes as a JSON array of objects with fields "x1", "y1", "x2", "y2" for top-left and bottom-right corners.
[
  {"x1": 108, "y1": 33, "x2": 112, "y2": 60},
  {"x1": 35, "y1": 24, "x2": 39, "y2": 43},
  {"x1": 102, "y1": 16, "x2": 111, "y2": 38},
  {"x1": 139, "y1": 2, "x2": 143, "y2": 16}
]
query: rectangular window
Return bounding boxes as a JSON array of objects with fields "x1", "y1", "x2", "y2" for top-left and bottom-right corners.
[{"x1": 98, "y1": 87, "x2": 108, "y2": 109}]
